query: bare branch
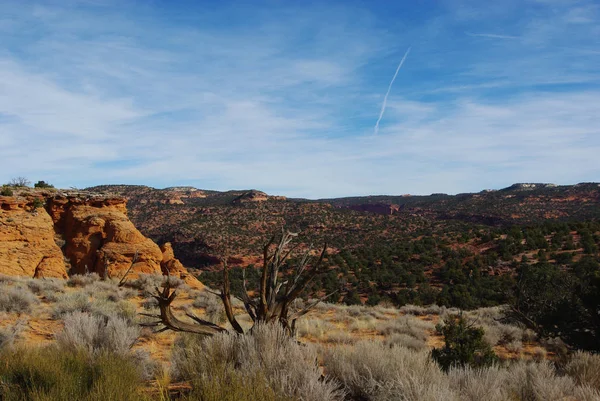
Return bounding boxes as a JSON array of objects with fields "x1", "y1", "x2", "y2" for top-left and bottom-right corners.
[
  {"x1": 152, "y1": 280, "x2": 227, "y2": 336},
  {"x1": 220, "y1": 259, "x2": 245, "y2": 334},
  {"x1": 147, "y1": 230, "x2": 334, "y2": 338},
  {"x1": 118, "y1": 251, "x2": 139, "y2": 287},
  {"x1": 259, "y1": 235, "x2": 276, "y2": 317}
]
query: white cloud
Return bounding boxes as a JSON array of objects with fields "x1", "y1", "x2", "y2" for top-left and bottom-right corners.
[
  {"x1": 465, "y1": 32, "x2": 519, "y2": 39},
  {"x1": 0, "y1": 0, "x2": 598, "y2": 198}
]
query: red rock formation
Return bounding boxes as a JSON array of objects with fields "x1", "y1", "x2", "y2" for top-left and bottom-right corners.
[
  {"x1": 64, "y1": 203, "x2": 164, "y2": 278},
  {"x1": 160, "y1": 242, "x2": 203, "y2": 288},
  {"x1": 1, "y1": 191, "x2": 199, "y2": 285},
  {"x1": 0, "y1": 196, "x2": 67, "y2": 278}
]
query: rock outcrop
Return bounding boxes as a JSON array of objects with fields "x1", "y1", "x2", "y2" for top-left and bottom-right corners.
[
  {"x1": 0, "y1": 196, "x2": 67, "y2": 278},
  {"x1": 51, "y1": 197, "x2": 164, "y2": 278},
  {"x1": 232, "y1": 190, "x2": 286, "y2": 203},
  {"x1": 0, "y1": 191, "x2": 200, "y2": 286}
]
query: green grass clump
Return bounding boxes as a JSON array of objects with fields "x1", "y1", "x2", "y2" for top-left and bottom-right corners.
[{"x1": 0, "y1": 346, "x2": 145, "y2": 400}]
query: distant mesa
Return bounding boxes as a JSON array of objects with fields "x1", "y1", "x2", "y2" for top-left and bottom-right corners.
[
  {"x1": 232, "y1": 190, "x2": 286, "y2": 203},
  {"x1": 163, "y1": 186, "x2": 201, "y2": 192},
  {"x1": 502, "y1": 183, "x2": 557, "y2": 191}
]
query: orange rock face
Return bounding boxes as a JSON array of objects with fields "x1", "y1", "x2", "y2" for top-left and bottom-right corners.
[
  {"x1": 161, "y1": 242, "x2": 204, "y2": 288},
  {"x1": 0, "y1": 197, "x2": 67, "y2": 278},
  {"x1": 63, "y1": 203, "x2": 164, "y2": 278},
  {"x1": 1, "y1": 192, "x2": 196, "y2": 283}
]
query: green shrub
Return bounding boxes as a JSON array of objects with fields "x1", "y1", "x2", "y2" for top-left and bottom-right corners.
[
  {"x1": 31, "y1": 198, "x2": 44, "y2": 209},
  {"x1": 432, "y1": 315, "x2": 499, "y2": 371},
  {"x1": 0, "y1": 186, "x2": 13, "y2": 196},
  {"x1": 0, "y1": 346, "x2": 145, "y2": 400},
  {"x1": 366, "y1": 292, "x2": 381, "y2": 306},
  {"x1": 343, "y1": 290, "x2": 362, "y2": 306},
  {"x1": 33, "y1": 181, "x2": 54, "y2": 189}
]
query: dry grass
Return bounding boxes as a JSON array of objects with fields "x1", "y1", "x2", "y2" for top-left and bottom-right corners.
[
  {"x1": 67, "y1": 272, "x2": 101, "y2": 287},
  {"x1": 0, "y1": 319, "x2": 26, "y2": 350},
  {"x1": 323, "y1": 341, "x2": 453, "y2": 401},
  {"x1": 0, "y1": 345, "x2": 146, "y2": 400},
  {"x1": 564, "y1": 351, "x2": 600, "y2": 391},
  {"x1": 2, "y1": 276, "x2": 599, "y2": 401},
  {"x1": 172, "y1": 323, "x2": 344, "y2": 401},
  {"x1": 52, "y1": 291, "x2": 136, "y2": 321},
  {"x1": 55, "y1": 311, "x2": 140, "y2": 357},
  {"x1": 0, "y1": 284, "x2": 39, "y2": 314},
  {"x1": 296, "y1": 317, "x2": 336, "y2": 340},
  {"x1": 323, "y1": 342, "x2": 600, "y2": 401},
  {"x1": 129, "y1": 273, "x2": 187, "y2": 295},
  {"x1": 191, "y1": 290, "x2": 226, "y2": 324}
]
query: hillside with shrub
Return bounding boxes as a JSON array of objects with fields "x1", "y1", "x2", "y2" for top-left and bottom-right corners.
[{"x1": 86, "y1": 184, "x2": 600, "y2": 320}]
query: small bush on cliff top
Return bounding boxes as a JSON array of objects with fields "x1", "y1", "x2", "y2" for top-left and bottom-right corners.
[
  {"x1": 7, "y1": 177, "x2": 30, "y2": 187},
  {"x1": 33, "y1": 180, "x2": 54, "y2": 188},
  {"x1": 0, "y1": 186, "x2": 13, "y2": 196}
]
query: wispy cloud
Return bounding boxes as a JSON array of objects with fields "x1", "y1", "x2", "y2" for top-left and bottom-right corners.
[
  {"x1": 465, "y1": 32, "x2": 519, "y2": 40},
  {"x1": 0, "y1": 0, "x2": 598, "y2": 197}
]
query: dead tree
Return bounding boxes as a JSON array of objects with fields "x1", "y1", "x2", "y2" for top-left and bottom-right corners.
[{"x1": 143, "y1": 230, "x2": 336, "y2": 336}]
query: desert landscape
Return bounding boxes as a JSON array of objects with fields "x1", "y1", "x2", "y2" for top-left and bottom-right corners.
[
  {"x1": 2, "y1": 0, "x2": 600, "y2": 399},
  {"x1": 0, "y1": 183, "x2": 598, "y2": 400}
]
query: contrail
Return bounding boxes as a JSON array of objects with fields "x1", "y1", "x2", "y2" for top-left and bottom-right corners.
[{"x1": 374, "y1": 47, "x2": 411, "y2": 135}]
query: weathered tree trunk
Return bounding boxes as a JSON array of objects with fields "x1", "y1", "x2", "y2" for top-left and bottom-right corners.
[{"x1": 145, "y1": 230, "x2": 336, "y2": 336}]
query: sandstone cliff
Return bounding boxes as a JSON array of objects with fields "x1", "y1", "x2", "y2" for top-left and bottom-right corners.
[
  {"x1": 0, "y1": 196, "x2": 67, "y2": 278},
  {"x1": 0, "y1": 191, "x2": 200, "y2": 287}
]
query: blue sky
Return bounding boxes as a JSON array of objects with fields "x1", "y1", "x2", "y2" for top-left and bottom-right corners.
[{"x1": 1, "y1": 0, "x2": 599, "y2": 198}]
